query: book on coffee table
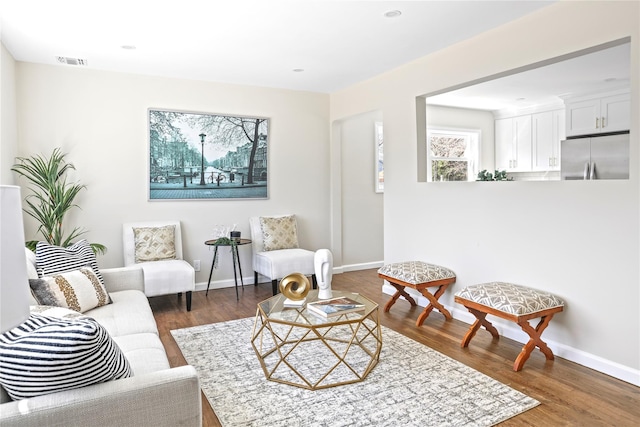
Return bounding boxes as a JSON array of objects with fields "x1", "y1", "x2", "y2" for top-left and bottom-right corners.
[
  {"x1": 306, "y1": 296, "x2": 365, "y2": 318},
  {"x1": 283, "y1": 297, "x2": 306, "y2": 308}
]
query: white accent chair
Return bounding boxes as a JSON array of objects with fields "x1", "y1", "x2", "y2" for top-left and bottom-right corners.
[
  {"x1": 123, "y1": 220, "x2": 195, "y2": 311},
  {"x1": 249, "y1": 215, "x2": 317, "y2": 295}
]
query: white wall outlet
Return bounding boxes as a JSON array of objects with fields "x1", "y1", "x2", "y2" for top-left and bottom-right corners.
[{"x1": 193, "y1": 260, "x2": 201, "y2": 272}]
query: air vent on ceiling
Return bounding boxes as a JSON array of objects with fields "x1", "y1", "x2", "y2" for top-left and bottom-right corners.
[{"x1": 56, "y1": 56, "x2": 88, "y2": 66}]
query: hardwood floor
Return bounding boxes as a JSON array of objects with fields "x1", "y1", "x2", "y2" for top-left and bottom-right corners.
[{"x1": 150, "y1": 269, "x2": 640, "y2": 426}]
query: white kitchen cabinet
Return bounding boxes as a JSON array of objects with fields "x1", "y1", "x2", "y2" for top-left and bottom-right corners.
[
  {"x1": 495, "y1": 115, "x2": 532, "y2": 172},
  {"x1": 565, "y1": 91, "x2": 630, "y2": 136},
  {"x1": 533, "y1": 109, "x2": 565, "y2": 171}
]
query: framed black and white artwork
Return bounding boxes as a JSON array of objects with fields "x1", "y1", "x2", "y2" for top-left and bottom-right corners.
[{"x1": 148, "y1": 109, "x2": 268, "y2": 200}]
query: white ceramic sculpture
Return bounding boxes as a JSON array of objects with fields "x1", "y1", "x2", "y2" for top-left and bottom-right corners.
[{"x1": 314, "y1": 249, "x2": 333, "y2": 299}]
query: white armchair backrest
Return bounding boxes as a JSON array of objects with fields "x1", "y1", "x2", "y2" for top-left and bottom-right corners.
[
  {"x1": 248, "y1": 217, "x2": 264, "y2": 253},
  {"x1": 24, "y1": 247, "x2": 38, "y2": 280},
  {"x1": 122, "y1": 220, "x2": 184, "y2": 266},
  {"x1": 249, "y1": 214, "x2": 296, "y2": 254}
]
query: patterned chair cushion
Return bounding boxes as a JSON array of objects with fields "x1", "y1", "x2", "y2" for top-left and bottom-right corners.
[
  {"x1": 455, "y1": 282, "x2": 565, "y2": 316},
  {"x1": 378, "y1": 261, "x2": 455, "y2": 285}
]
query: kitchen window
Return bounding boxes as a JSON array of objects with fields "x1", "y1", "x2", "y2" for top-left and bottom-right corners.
[{"x1": 427, "y1": 128, "x2": 479, "y2": 181}]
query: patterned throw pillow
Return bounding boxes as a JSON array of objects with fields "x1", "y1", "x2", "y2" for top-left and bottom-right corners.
[
  {"x1": 30, "y1": 305, "x2": 92, "y2": 320},
  {"x1": 260, "y1": 215, "x2": 299, "y2": 251},
  {"x1": 35, "y1": 240, "x2": 104, "y2": 286},
  {"x1": 133, "y1": 225, "x2": 176, "y2": 262},
  {"x1": 0, "y1": 314, "x2": 132, "y2": 400},
  {"x1": 29, "y1": 267, "x2": 111, "y2": 313}
]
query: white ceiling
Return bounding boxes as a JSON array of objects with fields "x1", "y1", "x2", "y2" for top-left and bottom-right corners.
[
  {"x1": 427, "y1": 40, "x2": 631, "y2": 112},
  {"x1": 0, "y1": 0, "x2": 555, "y2": 93}
]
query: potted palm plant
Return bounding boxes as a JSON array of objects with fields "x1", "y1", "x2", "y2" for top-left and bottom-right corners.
[{"x1": 11, "y1": 148, "x2": 106, "y2": 254}]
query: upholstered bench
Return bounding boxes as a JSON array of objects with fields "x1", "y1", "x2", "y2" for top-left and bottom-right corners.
[
  {"x1": 378, "y1": 261, "x2": 456, "y2": 327},
  {"x1": 454, "y1": 282, "x2": 565, "y2": 371}
]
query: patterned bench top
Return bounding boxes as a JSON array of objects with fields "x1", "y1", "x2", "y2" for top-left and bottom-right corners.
[
  {"x1": 455, "y1": 282, "x2": 564, "y2": 316},
  {"x1": 378, "y1": 261, "x2": 456, "y2": 285}
]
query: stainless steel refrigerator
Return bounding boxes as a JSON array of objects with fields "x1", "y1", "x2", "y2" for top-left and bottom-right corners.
[{"x1": 560, "y1": 132, "x2": 629, "y2": 180}]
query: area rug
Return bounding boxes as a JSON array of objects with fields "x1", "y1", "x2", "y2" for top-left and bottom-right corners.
[{"x1": 171, "y1": 317, "x2": 539, "y2": 427}]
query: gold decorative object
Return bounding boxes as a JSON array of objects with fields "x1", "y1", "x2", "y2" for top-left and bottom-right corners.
[{"x1": 279, "y1": 273, "x2": 310, "y2": 301}]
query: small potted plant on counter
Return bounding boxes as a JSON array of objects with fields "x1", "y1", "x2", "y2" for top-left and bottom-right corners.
[{"x1": 476, "y1": 169, "x2": 513, "y2": 181}]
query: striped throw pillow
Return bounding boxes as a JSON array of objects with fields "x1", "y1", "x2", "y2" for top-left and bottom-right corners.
[
  {"x1": 0, "y1": 314, "x2": 132, "y2": 400},
  {"x1": 35, "y1": 240, "x2": 104, "y2": 286}
]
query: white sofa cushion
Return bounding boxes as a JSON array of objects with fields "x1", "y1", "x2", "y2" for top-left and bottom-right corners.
[
  {"x1": 88, "y1": 290, "x2": 159, "y2": 338},
  {"x1": 0, "y1": 314, "x2": 131, "y2": 400},
  {"x1": 113, "y1": 333, "x2": 170, "y2": 375}
]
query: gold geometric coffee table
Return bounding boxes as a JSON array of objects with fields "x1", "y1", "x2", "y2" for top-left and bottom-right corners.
[{"x1": 251, "y1": 290, "x2": 382, "y2": 390}]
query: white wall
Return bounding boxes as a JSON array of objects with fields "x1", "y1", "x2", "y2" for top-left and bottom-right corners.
[
  {"x1": 338, "y1": 110, "x2": 384, "y2": 269},
  {"x1": 1, "y1": 43, "x2": 17, "y2": 184},
  {"x1": 13, "y1": 63, "x2": 331, "y2": 289},
  {"x1": 330, "y1": 1, "x2": 639, "y2": 384}
]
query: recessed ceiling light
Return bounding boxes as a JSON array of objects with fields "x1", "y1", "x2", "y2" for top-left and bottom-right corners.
[
  {"x1": 293, "y1": 68, "x2": 304, "y2": 73},
  {"x1": 121, "y1": 45, "x2": 136, "y2": 50},
  {"x1": 384, "y1": 10, "x2": 402, "y2": 18}
]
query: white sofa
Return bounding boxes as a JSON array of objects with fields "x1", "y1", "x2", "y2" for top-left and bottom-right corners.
[{"x1": 0, "y1": 250, "x2": 202, "y2": 427}]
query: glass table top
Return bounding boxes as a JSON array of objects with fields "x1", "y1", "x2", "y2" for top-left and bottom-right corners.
[{"x1": 256, "y1": 290, "x2": 378, "y2": 326}]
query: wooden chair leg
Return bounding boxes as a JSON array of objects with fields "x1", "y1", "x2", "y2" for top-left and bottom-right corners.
[
  {"x1": 186, "y1": 291, "x2": 192, "y2": 312},
  {"x1": 271, "y1": 279, "x2": 278, "y2": 296},
  {"x1": 514, "y1": 314, "x2": 555, "y2": 371},
  {"x1": 311, "y1": 274, "x2": 317, "y2": 289},
  {"x1": 254, "y1": 271, "x2": 259, "y2": 286}
]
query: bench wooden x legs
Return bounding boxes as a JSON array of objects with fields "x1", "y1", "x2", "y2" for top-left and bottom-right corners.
[
  {"x1": 514, "y1": 313, "x2": 556, "y2": 371},
  {"x1": 380, "y1": 275, "x2": 455, "y2": 327},
  {"x1": 461, "y1": 307, "x2": 500, "y2": 347},
  {"x1": 456, "y1": 296, "x2": 563, "y2": 372},
  {"x1": 384, "y1": 282, "x2": 417, "y2": 312},
  {"x1": 415, "y1": 281, "x2": 453, "y2": 326}
]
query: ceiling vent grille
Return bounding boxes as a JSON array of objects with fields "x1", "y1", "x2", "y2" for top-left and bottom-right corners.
[{"x1": 56, "y1": 56, "x2": 88, "y2": 66}]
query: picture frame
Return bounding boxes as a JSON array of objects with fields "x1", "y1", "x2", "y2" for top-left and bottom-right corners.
[
  {"x1": 148, "y1": 108, "x2": 268, "y2": 200},
  {"x1": 375, "y1": 121, "x2": 384, "y2": 193}
]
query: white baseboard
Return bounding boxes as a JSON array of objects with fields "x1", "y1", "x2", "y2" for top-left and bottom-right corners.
[
  {"x1": 195, "y1": 276, "x2": 256, "y2": 292},
  {"x1": 381, "y1": 284, "x2": 640, "y2": 387},
  {"x1": 341, "y1": 261, "x2": 384, "y2": 272},
  {"x1": 196, "y1": 262, "x2": 383, "y2": 292}
]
